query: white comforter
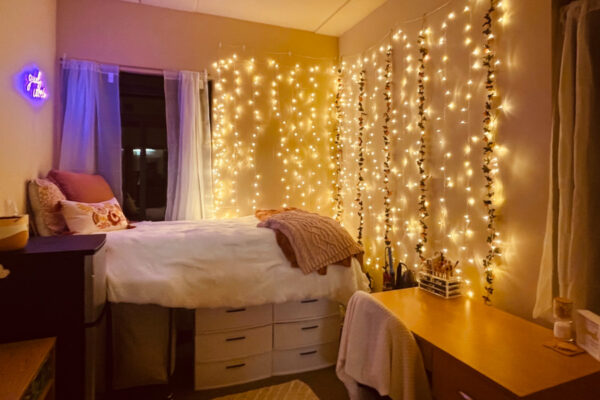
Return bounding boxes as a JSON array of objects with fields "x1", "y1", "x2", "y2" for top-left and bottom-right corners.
[{"x1": 105, "y1": 216, "x2": 369, "y2": 309}]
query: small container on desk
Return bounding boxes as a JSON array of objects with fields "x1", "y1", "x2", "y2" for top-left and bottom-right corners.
[{"x1": 417, "y1": 270, "x2": 462, "y2": 299}]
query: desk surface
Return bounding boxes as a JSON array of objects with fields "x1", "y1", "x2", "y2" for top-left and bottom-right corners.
[{"x1": 372, "y1": 288, "x2": 600, "y2": 398}]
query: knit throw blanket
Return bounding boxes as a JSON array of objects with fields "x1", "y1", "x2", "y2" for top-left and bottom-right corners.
[{"x1": 257, "y1": 209, "x2": 363, "y2": 275}]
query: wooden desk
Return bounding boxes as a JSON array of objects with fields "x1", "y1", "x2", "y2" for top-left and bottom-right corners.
[
  {"x1": 0, "y1": 337, "x2": 56, "y2": 400},
  {"x1": 372, "y1": 288, "x2": 600, "y2": 400}
]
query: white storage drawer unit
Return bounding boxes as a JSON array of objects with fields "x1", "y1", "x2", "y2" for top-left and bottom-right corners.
[
  {"x1": 272, "y1": 342, "x2": 339, "y2": 375},
  {"x1": 195, "y1": 304, "x2": 273, "y2": 333},
  {"x1": 273, "y1": 315, "x2": 340, "y2": 350},
  {"x1": 195, "y1": 324, "x2": 272, "y2": 363},
  {"x1": 194, "y1": 297, "x2": 341, "y2": 390},
  {"x1": 274, "y1": 298, "x2": 339, "y2": 322},
  {"x1": 195, "y1": 352, "x2": 272, "y2": 390}
]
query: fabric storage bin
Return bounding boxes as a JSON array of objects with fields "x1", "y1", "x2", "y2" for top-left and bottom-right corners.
[
  {"x1": 195, "y1": 304, "x2": 273, "y2": 333},
  {"x1": 272, "y1": 341, "x2": 339, "y2": 375},
  {"x1": 273, "y1": 298, "x2": 339, "y2": 322},
  {"x1": 273, "y1": 315, "x2": 340, "y2": 350},
  {"x1": 194, "y1": 352, "x2": 272, "y2": 390},
  {"x1": 195, "y1": 324, "x2": 272, "y2": 362}
]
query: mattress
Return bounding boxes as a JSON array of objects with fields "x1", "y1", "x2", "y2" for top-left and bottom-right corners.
[{"x1": 105, "y1": 216, "x2": 369, "y2": 309}]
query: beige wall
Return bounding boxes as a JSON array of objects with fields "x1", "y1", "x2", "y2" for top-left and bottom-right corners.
[
  {"x1": 0, "y1": 0, "x2": 57, "y2": 213},
  {"x1": 56, "y1": 0, "x2": 337, "y2": 74},
  {"x1": 339, "y1": 0, "x2": 552, "y2": 319}
]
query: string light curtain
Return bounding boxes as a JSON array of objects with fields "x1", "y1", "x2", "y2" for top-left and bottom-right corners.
[
  {"x1": 210, "y1": 0, "x2": 508, "y2": 299},
  {"x1": 338, "y1": 0, "x2": 507, "y2": 296},
  {"x1": 211, "y1": 55, "x2": 336, "y2": 218}
]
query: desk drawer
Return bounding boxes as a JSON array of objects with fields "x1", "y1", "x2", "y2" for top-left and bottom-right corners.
[
  {"x1": 274, "y1": 315, "x2": 340, "y2": 350},
  {"x1": 195, "y1": 304, "x2": 273, "y2": 333},
  {"x1": 194, "y1": 352, "x2": 271, "y2": 390},
  {"x1": 195, "y1": 324, "x2": 272, "y2": 362},
  {"x1": 432, "y1": 350, "x2": 513, "y2": 400},
  {"x1": 274, "y1": 298, "x2": 339, "y2": 322}
]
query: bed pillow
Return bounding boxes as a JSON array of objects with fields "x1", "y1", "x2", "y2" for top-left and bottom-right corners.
[
  {"x1": 47, "y1": 170, "x2": 115, "y2": 203},
  {"x1": 60, "y1": 198, "x2": 128, "y2": 234},
  {"x1": 27, "y1": 178, "x2": 68, "y2": 236}
]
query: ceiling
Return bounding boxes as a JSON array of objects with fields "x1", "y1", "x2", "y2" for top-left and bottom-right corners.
[{"x1": 119, "y1": 0, "x2": 387, "y2": 36}]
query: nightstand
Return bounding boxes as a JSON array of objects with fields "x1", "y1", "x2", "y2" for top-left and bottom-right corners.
[{"x1": 0, "y1": 235, "x2": 107, "y2": 400}]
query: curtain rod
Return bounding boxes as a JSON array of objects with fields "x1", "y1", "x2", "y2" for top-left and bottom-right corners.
[{"x1": 59, "y1": 56, "x2": 212, "y2": 77}]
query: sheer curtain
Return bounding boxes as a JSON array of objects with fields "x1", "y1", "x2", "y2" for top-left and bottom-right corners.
[
  {"x1": 59, "y1": 60, "x2": 123, "y2": 203},
  {"x1": 164, "y1": 70, "x2": 214, "y2": 220},
  {"x1": 534, "y1": 0, "x2": 600, "y2": 319}
]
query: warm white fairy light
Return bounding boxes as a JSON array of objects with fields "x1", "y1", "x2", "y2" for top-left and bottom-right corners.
[
  {"x1": 213, "y1": 54, "x2": 335, "y2": 216},
  {"x1": 206, "y1": 0, "x2": 510, "y2": 298},
  {"x1": 249, "y1": 58, "x2": 262, "y2": 210}
]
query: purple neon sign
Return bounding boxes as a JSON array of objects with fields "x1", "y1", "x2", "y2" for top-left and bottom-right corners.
[{"x1": 18, "y1": 66, "x2": 48, "y2": 102}]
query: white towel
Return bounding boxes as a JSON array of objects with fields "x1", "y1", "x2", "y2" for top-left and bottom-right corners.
[{"x1": 336, "y1": 291, "x2": 432, "y2": 400}]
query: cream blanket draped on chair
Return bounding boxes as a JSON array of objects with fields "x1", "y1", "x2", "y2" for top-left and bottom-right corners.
[
  {"x1": 534, "y1": 0, "x2": 600, "y2": 319},
  {"x1": 336, "y1": 291, "x2": 431, "y2": 400}
]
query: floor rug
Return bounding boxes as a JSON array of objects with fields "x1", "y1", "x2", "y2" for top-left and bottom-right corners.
[{"x1": 211, "y1": 380, "x2": 319, "y2": 400}]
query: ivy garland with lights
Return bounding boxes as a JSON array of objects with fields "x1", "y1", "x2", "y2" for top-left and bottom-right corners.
[
  {"x1": 333, "y1": 66, "x2": 344, "y2": 221},
  {"x1": 415, "y1": 31, "x2": 429, "y2": 262},
  {"x1": 481, "y1": 0, "x2": 501, "y2": 304},
  {"x1": 382, "y1": 46, "x2": 393, "y2": 250},
  {"x1": 355, "y1": 69, "x2": 367, "y2": 245}
]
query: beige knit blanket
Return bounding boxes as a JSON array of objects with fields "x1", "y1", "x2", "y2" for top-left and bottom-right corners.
[{"x1": 257, "y1": 209, "x2": 363, "y2": 274}]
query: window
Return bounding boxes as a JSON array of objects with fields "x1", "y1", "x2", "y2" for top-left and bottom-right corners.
[{"x1": 119, "y1": 72, "x2": 168, "y2": 221}]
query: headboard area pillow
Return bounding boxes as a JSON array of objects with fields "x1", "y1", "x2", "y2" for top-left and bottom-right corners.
[
  {"x1": 28, "y1": 178, "x2": 67, "y2": 236},
  {"x1": 47, "y1": 170, "x2": 115, "y2": 203},
  {"x1": 60, "y1": 198, "x2": 128, "y2": 234}
]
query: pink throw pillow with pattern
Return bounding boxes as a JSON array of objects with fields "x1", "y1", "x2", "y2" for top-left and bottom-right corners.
[{"x1": 28, "y1": 178, "x2": 67, "y2": 236}]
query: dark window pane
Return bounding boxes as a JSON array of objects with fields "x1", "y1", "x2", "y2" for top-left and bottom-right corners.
[{"x1": 119, "y1": 72, "x2": 167, "y2": 221}]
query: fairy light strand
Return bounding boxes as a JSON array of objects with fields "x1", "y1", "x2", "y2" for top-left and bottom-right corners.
[
  {"x1": 382, "y1": 45, "x2": 394, "y2": 250},
  {"x1": 355, "y1": 68, "x2": 367, "y2": 246},
  {"x1": 481, "y1": 0, "x2": 502, "y2": 304},
  {"x1": 415, "y1": 30, "x2": 430, "y2": 262},
  {"x1": 333, "y1": 66, "x2": 344, "y2": 220}
]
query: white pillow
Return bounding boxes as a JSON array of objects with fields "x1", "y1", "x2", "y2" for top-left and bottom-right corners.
[{"x1": 60, "y1": 197, "x2": 128, "y2": 234}]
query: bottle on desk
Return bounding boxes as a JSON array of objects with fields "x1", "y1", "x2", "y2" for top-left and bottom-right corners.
[{"x1": 553, "y1": 297, "x2": 574, "y2": 342}]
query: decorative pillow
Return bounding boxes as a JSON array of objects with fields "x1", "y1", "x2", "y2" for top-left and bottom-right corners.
[
  {"x1": 47, "y1": 170, "x2": 115, "y2": 203},
  {"x1": 28, "y1": 178, "x2": 67, "y2": 236},
  {"x1": 60, "y1": 198, "x2": 128, "y2": 234}
]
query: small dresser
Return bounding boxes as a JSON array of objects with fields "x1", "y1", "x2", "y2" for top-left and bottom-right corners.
[
  {"x1": 0, "y1": 337, "x2": 56, "y2": 400},
  {"x1": 194, "y1": 298, "x2": 340, "y2": 390},
  {"x1": 0, "y1": 235, "x2": 107, "y2": 400}
]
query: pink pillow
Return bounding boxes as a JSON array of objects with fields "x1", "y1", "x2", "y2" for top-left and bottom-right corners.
[
  {"x1": 27, "y1": 178, "x2": 67, "y2": 236},
  {"x1": 47, "y1": 170, "x2": 115, "y2": 203},
  {"x1": 60, "y1": 198, "x2": 128, "y2": 234}
]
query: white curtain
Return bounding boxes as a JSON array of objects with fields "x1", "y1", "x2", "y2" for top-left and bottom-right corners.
[
  {"x1": 164, "y1": 70, "x2": 214, "y2": 220},
  {"x1": 59, "y1": 60, "x2": 123, "y2": 203},
  {"x1": 534, "y1": 0, "x2": 600, "y2": 319}
]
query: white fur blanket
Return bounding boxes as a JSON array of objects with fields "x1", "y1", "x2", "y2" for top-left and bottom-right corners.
[{"x1": 105, "y1": 216, "x2": 369, "y2": 308}]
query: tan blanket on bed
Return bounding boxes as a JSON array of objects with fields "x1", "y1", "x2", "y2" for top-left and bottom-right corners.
[{"x1": 256, "y1": 209, "x2": 363, "y2": 275}]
